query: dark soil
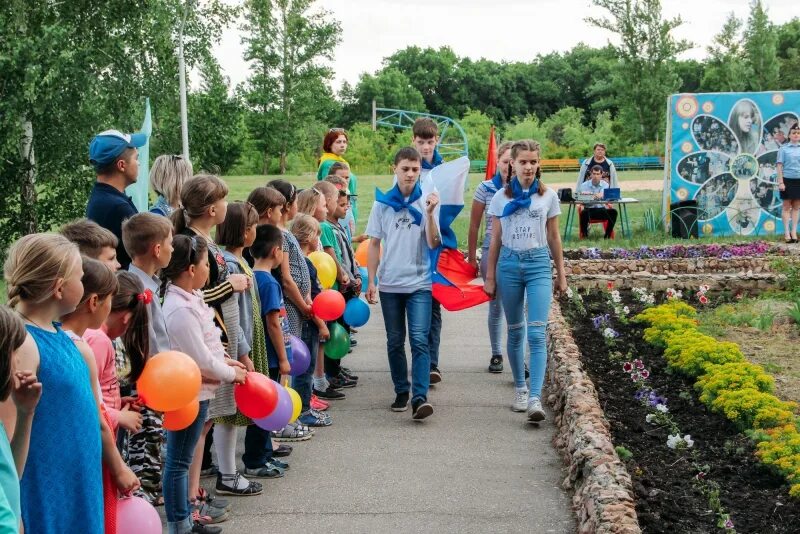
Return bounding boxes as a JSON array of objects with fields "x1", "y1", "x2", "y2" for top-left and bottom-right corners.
[{"x1": 561, "y1": 292, "x2": 800, "y2": 533}]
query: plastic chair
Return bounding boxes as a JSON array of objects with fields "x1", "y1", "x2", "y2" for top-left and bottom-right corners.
[{"x1": 578, "y1": 204, "x2": 615, "y2": 239}]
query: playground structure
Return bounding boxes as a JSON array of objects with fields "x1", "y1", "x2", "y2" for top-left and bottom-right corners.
[{"x1": 371, "y1": 101, "x2": 469, "y2": 159}]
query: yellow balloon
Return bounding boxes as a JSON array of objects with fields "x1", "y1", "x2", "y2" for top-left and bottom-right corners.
[
  {"x1": 309, "y1": 251, "x2": 337, "y2": 289},
  {"x1": 287, "y1": 386, "x2": 302, "y2": 423}
]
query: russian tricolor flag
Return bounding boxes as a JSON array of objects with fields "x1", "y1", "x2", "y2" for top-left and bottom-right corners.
[{"x1": 421, "y1": 157, "x2": 491, "y2": 311}]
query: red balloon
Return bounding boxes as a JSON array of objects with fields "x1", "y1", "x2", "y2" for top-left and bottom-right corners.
[
  {"x1": 312, "y1": 289, "x2": 346, "y2": 321},
  {"x1": 234, "y1": 372, "x2": 279, "y2": 419}
]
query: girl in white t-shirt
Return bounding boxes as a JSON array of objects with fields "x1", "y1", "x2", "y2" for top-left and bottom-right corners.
[{"x1": 484, "y1": 140, "x2": 567, "y2": 423}]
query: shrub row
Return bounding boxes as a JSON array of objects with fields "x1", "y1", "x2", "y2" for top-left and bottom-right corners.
[{"x1": 636, "y1": 301, "x2": 800, "y2": 497}]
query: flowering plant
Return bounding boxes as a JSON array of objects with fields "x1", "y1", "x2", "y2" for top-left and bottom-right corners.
[
  {"x1": 631, "y1": 287, "x2": 655, "y2": 306},
  {"x1": 666, "y1": 433, "x2": 695, "y2": 449},
  {"x1": 665, "y1": 288, "x2": 683, "y2": 300}
]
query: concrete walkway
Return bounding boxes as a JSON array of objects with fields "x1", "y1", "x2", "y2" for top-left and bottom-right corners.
[{"x1": 214, "y1": 301, "x2": 575, "y2": 533}]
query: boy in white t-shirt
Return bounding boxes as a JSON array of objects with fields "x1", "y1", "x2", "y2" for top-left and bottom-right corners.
[{"x1": 365, "y1": 147, "x2": 441, "y2": 421}]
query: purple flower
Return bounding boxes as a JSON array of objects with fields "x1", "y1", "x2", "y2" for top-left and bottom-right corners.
[
  {"x1": 634, "y1": 388, "x2": 650, "y2": 401},
  {"x1": 724, "y1": 518, "x2": 734, "y2": 529},
  {"x1": 720, "y1": 251, "x2": 732, "y2": 260},
  {"x1": 647, "y1": 391, "x2": 667, "y2": 407}
]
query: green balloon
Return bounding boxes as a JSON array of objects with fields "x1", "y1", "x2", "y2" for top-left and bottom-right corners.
[{"x1": 324, "y1": 322, "x2": 350, "y2": 359}]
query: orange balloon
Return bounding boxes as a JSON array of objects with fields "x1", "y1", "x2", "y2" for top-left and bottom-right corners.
[
  {"x1": 163, "y1": 398, "x2": 200, "y2": 431},
  {"x1": 354, "y1": 240, "x2": 382, "y2": 266},
  {"x1": 137, "y1": 351, "x2": 201, "y2": 412}
]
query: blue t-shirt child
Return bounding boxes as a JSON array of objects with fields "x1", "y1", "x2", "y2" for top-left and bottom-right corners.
[{"x1": 254, "y1": 270, "x2": 292, "y2": 370}]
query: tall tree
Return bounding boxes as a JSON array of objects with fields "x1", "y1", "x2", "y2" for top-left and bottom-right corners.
[
  {"x1": 384, "y1": 46, "x2": 459, "y2": 117},
  {"x1": 743, "y1": 0, "x2": 780, "y2": 91},
  {"x1": 339, "y1": 68, "x2": 426, "y2": 127},
  {"x1": 587, "y1": 0, "x2": 691, "y2": 143},
  {"x1": 776, "y1": 19, "x2": 800, "y2": 89},
  {"x1": 0, "y1": 0, "x2": 234, "y2": 259},
  {"x1": 701, "y1": 13, "x2": 747, "y2": 92},
  {"x1": 241, "y1": 0, "x2": 340, "y2": 174}
]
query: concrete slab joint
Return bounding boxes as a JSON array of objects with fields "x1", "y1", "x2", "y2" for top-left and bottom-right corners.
[{"x1": 546, "y1": 301, "x2": 642, "y2": 534}]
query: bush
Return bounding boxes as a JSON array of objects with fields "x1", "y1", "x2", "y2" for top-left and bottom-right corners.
[
  {"x1": 696, "y1": 362, "x2": 775, "y2": 405},
  {"x1": 663, "y1": 334, "x2": 745, "y2": 377},
  {"x1": 639, "y1": 301, "x2": 800, "y2": 498}
]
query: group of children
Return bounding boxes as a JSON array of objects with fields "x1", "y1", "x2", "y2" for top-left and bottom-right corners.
[
  {"x1": 0, "y1": 116, "x2": 570, "y2": 533},
  {"x1": 0, "y1": 165, "x2": 369, "y2": 533}
]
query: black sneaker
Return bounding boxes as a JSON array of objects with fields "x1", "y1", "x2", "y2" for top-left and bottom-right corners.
[
  {"x1": 411, "y1": 399, "x2": 433, "y2": 420},
  {"x1": 341, "y1": 367, "x2": 359, "y2": 381},
  {"x1": 313, "y1": 387, "x2": 346, "y2": 400},
  {"x1": 329, "y1": 375, "x2": 357, "y2": 389},
  {"x1": 488, "y1": 355, "x2": 503, "y2": 373},
  {"x1": 391, "y1": 392, "x2": 410, "y2": 412},
  {"x1": 350, "y1": 337, "x2": 358, "y2": 347},
  {"x1": 192, "y1": 523, "x2": 222, "y2": 534},
  {"x1": 429, "y1": 365, "x2": 442, "y2": 384}
]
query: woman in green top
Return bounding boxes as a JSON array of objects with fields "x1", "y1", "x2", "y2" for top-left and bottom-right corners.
[{"x1": 317, "y1": 128, "x2": 358, "y2": 221}]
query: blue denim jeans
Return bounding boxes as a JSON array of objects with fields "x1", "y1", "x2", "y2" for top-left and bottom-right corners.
[
  {"x1": 164, "y1": 399, "x2": 209, "y2": 533},
  {"x1": 497, "y1": 246, "x2": 552, "y2": 398},
  {"x1": 293, "y1": 319, "x2": 318, "y2": 411},
  {"x1": 480, "y1": 247, "x2": 504, "y2": 355},
  {"x1": 428, "y1": 297, "x2": 442, "y2": 367},
  {"x1": 379, "y1": 289, "x2": 432, "y2": 403}
]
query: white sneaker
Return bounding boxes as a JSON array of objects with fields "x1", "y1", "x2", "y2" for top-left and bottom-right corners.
[
  {"x1": 527, "y1": 396, "x2": 546, "y2": 422},
  {"x1": 512, "y1": 390, "x2": 528, "y2": 412}
]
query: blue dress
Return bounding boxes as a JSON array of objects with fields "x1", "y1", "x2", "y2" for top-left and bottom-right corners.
[{"x1": 21, "y1": 325, "x2": 103, "y2": 534}]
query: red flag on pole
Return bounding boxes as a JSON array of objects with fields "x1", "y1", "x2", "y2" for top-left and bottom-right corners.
[{"x1": 485, "y1": 125, "x2": 497, "y2": 179}]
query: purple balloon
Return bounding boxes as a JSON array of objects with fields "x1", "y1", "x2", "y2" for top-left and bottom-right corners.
[
  {"x1": 288, "y1": 334, "x2": 310, "y2": 376},
  {"x1": 253, "y1": 383, "x2": 293, "y2": 431}
]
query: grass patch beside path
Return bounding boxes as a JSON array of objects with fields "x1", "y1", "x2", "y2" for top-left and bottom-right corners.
[{"x1": 224, "y1": 170, "x2": 781, "y2": 251}]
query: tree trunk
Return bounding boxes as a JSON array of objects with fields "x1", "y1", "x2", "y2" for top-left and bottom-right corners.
[
  {"x1": 18, "y1": 115, "x2": 37, "y2": 234},
  {"x1": 279, "y1": 147, "x2": 287, "y2": 175},
  {"x1": 262, "y1": 147, "x2": 270, "y2": 175}
]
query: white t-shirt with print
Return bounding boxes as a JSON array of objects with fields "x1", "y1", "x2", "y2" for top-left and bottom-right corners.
[
  {"x1": 488, "y1": 188, "x2": 561, "y2": 251},
  {"x1": 365, "y1": 195, "x2": 440, "y2": 294}
]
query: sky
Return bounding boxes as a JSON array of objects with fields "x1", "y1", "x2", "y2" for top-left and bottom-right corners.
[{"x1": 211, "y1": 0, "x2": 800, "y2": 92}]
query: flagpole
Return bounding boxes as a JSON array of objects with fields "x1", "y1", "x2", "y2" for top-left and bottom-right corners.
[{"x1": 178, "y1": 0, "x2": 192, "y2": 160}]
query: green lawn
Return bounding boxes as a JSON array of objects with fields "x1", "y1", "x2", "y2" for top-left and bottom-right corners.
[{"x1": 226, "y1": 170, "x2": 779, "y2": 251}]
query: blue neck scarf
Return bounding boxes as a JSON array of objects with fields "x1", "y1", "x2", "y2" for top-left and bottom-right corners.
[
  {"x1": 500, "y1": 177, "x2": 539, "y2": 218},
  {"x1": 421, "y1": 149, "x2": 444, "y2": 170},
  {"x1": 489, "y1": 171, "x2": 504, "y2": 192},
  {"x1": 375, "y1": 181, "x2": 424, "y2": 225}
]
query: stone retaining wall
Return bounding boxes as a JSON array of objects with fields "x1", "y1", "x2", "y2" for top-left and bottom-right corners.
[
  {"x1": 568, "y1": 272, "x2": 783, "y2": 293},
  {"x1": 564, "y1": 255, "x2": 790, "y2": 276},
  {"x1": 546, "y1": 302, "x2": 641, "y2": 534}
]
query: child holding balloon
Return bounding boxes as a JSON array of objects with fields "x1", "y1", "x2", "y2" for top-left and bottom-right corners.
[
  {"x1": 290, "y1": 214, "x2": 334, "y2": 422},
  {"x1": 245, "y1": 224, "x2": 301, "y2": 475},
  {"x1": 160, "y1": 234, "x2": 248, "y2": 533},
  {"x1": 215, "y1": 202, "x2": 288, "y2": 488},
  {"x1": 266, "y1": 180, "x2": 323, "y2": 439},
  {"x1": 122, "y1": 212, "x2": 175, "y2": 507},
  {"x1": 4, "y1": 233, "x2": 105, "y2": 533}
]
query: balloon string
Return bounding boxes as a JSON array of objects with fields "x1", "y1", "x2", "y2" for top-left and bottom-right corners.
[{"x1": 282, "y1": 376, "x2": 288, "y2": 387}]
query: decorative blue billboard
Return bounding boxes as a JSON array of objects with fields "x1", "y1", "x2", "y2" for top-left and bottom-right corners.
[{"x1": 664, "y1": 91, "x2": 800, "y2": 236}]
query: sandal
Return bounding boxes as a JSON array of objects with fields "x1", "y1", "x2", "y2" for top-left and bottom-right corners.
[
  {"x1": 244, "y1": 462, "x2": 285, "y2": 478},
  {"x1": 271, "y1": 422, "x2": 313, "y2": 442},
  {"x1": 273, "y1": 444, "x2": 293, "y2": 457},
  {"x1": 196, "y1": 487, "x2": 230, "y2": 512},
  {"x1": 215, "y1": 472, "x2": 263, "y2": 496}
]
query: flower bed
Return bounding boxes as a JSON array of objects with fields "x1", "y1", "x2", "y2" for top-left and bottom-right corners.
[
  {"x1": 560, "y1": 287, "x2": 800, "y2": 533},
  {"x1": 564, "y1": 241, "x2": 787, "y2": 261}
]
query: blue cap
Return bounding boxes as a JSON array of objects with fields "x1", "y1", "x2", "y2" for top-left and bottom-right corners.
[{"x1": 89, "y1": 129, "x2": 147, "y2": 168}]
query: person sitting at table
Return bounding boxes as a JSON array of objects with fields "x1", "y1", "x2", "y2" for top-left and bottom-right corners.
[
  {"x1": 578, "y1": 166, "x2": 617, "y2": 239},
  {"x1": 576, "y1": 142, "x2": 619, "y2": 190}
]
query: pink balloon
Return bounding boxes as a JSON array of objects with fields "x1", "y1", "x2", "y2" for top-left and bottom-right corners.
[
  {"x1": 288, "y1": 335, "x2": 311, "y2": 376},
  {"x1": 253, "y1": 383, "x2": 293, "y2": 431},
  {"x1": 117, "y1": 496, "x2": 161, "y2": 534}
]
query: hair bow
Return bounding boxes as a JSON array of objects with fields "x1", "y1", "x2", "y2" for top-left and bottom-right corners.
[{"x1": 137, "y1": 289, "x2": 154, "y2": 304}]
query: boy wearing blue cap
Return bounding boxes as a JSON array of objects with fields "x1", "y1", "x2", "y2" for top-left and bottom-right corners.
[{"x1": 86, "y1": 129, "x2": 146, "y2": 269}]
